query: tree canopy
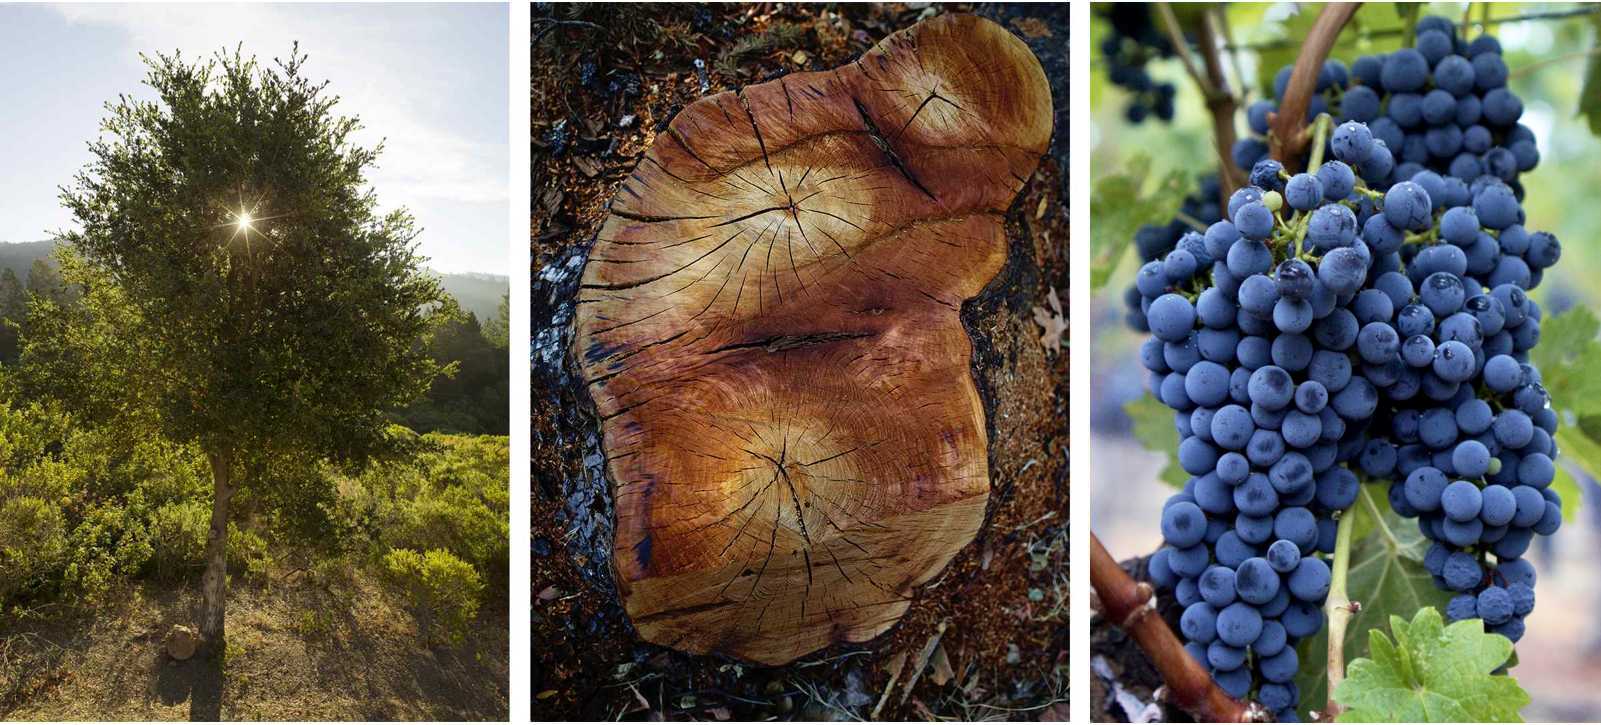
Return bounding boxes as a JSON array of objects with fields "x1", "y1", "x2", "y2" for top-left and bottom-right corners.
[{"x1": 41, "y1": 46, "x2": 451, "y2": 463}]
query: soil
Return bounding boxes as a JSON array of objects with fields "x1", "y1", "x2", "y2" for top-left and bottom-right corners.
[
  {"x1": 534, "y1": 3, "x2": 1068, "y2": 720},
  {"x1": 0, "y1": 569, "x2": 509, "y2": 721}
]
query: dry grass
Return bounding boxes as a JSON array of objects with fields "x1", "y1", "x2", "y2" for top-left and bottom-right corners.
[{"x1": 0, "y1": 563, "x2": 508, "y2": 721}]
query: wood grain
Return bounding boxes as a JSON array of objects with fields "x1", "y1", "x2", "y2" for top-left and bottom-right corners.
[{"x1": 573, "y1": 13, "x2": 1052, "y2": 665}]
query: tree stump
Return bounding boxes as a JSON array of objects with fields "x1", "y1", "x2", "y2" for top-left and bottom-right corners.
[
  {"x1": 165, "y1": 624, "x2": 200, "y2": 661},
  {"x1": 573, "y1": 13, "x2": 1052, "y2": 665}
]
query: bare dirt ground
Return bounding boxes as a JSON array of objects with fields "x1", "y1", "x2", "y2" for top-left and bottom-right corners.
[{"x1": 0, "y1": 569, "x2": 509, "y2": 721}]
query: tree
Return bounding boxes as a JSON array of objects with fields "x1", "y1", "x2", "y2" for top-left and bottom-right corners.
[
  {"x1": 391, "y1": 309, "x2": 508, "y2": 435},
  {"x1": 482, "y1": 292, "x2": 509, "y2": 350},
  {"x1": 25, "y1": 258, "x2": 73, "y2": 306},
  {"x1": 39, "y1": 46, "x2": 451, "y2": 653},
  {"x1": 0, "y1": 268, "x2": 25, "y2": 363}
]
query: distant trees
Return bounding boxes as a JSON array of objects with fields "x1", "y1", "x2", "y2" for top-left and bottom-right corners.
[
  {"x1": 396, "y1": 307, "x2": 510, "y2": 435},
  {"x1": 32, "y1": 46, "x2": 452, "y2": 654},
  {"x1": 0, "y1": 261, "x2": 76, "y2": 364}
]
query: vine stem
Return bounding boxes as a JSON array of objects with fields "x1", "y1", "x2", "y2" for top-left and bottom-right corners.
[
  {"x1": 1154, "y1": 2, "x2": 1245, "y2": 199},
  {"x1": 1509, "y1": 47, "x2": 1601, "y2": 80},
  {"x1": 1090, "y1": 533, "x2": 1264, "y2": 723},
  {"x1": 1268, "y1": 3, "x2": 1360, "y2": 171},
  {"x1": 1323, "y1": 507, "x2": 1358, "y2": 720},
  {"x1": 1223, "y1": 6, "x2": 1601, "y2": 52},
  {"x1": 1291, "y1": 113, "x2": 1333, "y2": 258},
  {"x1": 1198, "y1": 9, "x2": 1245, "y2": 198},
  {"x1": 1214, "y1": 6, "x2": 1251, "y2": 105}
]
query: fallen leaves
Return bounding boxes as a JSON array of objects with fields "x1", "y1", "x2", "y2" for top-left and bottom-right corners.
[
  {"x1": 1033, "y1": 286, "x2": 1067, "y2": 355},
  {"x1": 929, "y1": 643, "x2": 955, "y2": 687}
]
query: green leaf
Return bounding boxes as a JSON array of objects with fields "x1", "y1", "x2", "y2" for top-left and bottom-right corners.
[
  {"x1": 1553, "y1": 425, "x2": 1601, "y2": 520},
  {"x1": 1333, "y1": 607, "x2": 1529, "y2": 722},
  {"x1": 1295, "y1": 485, "x2": 1452, "y2": 717},
  {"x1": 1089, "y1": 154, "x2": 1186, "y2": 291},
  {"x1": 1579, "y1": 14, "x2": 1601, "y2": 138},
  {"x1": 1123, "y1": 392, "x2": 1187, "y2": 489},
  {"x1": 1529, "y1": 306, "x2": 1601, "y2": 417}
]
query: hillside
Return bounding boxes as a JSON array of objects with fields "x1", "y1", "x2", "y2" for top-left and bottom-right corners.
[
  {"x1": 0, "y1": 241, "x2": 507, "y2": 322},
  {"x1": 437, "y1": 272, "x2": 508, "y2": 324}
]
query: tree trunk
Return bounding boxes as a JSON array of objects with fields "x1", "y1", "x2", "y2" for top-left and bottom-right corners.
[{"x1": 199, "y1": 449, "x2": 235, "y2": 654}]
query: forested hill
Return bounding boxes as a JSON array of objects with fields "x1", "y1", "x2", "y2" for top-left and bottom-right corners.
[
  {"x1": 439, "y1": 271, "x2": 510, "y2": 323},
  {"x1": 0, "y1": 240, "x2": 57, "y2": 279},
  {"x1": 0, "y1": 239, "x2": 508, "y2": 321}
]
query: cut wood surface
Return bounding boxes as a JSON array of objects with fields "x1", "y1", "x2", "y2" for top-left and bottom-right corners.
[{"x1": 572, "y1": 13, "x2": 1052, "y2": 665}]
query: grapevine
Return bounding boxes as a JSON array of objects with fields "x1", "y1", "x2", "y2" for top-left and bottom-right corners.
[{"x1": 1116, "y1": 9, "x2": 1573, "y2": 721}]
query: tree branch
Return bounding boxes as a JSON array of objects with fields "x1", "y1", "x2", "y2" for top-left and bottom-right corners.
[
  {"x1": 1090, "y1": 533, "x2": 1264, "y2": 723},
  {"x1": 1267, "y1": 3, "x2": 1361, "y2": 171}
]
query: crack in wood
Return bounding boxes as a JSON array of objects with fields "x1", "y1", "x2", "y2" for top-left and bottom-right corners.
[
  {"x1": 706, "y1": 330, "x2": 873, "y2": 355},
  {"x1": 851, "y1": 96, "x2": 939, "y2": 202},
  {"x1": 573, "y1": 13, "x2": 1050, "y2": 666}
]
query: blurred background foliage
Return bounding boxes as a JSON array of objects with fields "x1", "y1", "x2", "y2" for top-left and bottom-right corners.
[{"x1": 1091, "y1": 3, "x2": 1601, "y2": 720}]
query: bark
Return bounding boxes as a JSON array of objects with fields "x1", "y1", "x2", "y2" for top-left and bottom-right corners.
[
  {"x1": 1267, "y1": 3, "x2": 1362, "y2": 170},
  {"x1": 1090, "y1": 534, "x2": 1261, "y2": 722},
  {"x1": 199, "y1": 449, "x2": 235, "y2": 654}
]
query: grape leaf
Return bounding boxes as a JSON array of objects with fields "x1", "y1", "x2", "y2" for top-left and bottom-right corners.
[
  {"x1": 1123, "y1": 392, "x2": 1188, "y2": 489},
  {"x1": 1553, "y1": 426, "x2": 1601, "y2": 519},
  {"x1": 1295, "y1": 484, "x2": 1451, "y2": 718},
  {"x1": 1333, "y1": 607, "x2": 1528, "y2": 722},
  {"x1": 1090, "y1": 154, "x2": 1186, "y2": 291},
  {"x1": 1529, "y1": 306, "x2": 1601, "y2": 417},
  {"x1": 1579, "y1": 13, "x2": 1601, "y2": 138}
]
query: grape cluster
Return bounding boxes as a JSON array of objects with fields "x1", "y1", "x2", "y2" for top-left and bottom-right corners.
[
  {"x1": 1137, "y1": 145, "x2": 1402, "y2": 720},
  {"x1": 1134, "y1": 17, "x2": 1566, "y2": 715},
  {"x1": 1233, "y1": 15, "x2": 1539, "y2": 198},
  {"x1": 1098, "y1": 4, "x2": 1180, "y2": 124},
  {"x1": 1325, "y1": 124, "x2": 1564, "y2": 642},
  {"x1": 1123, "y1": 174, "x2": 1224, "y2": 332}
]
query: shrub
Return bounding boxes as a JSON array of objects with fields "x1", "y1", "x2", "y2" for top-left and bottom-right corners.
[
  {"x1": 226, "y1": 522, "x2": 272, "y2": 584},
  {"x1": 0, "y1": 496, "x2": 67, "y2": 603},
  {"x1": 146, "y1": 499, "x2": 208, "y2": 580},
  {"x1": 381, "y1": 547, "x2": 483, "y2": 645},
  {"x1": 60, "y1": 502, "x2": 152, "y2": 602},
  {"x1": 376, "y1": 434, "x2": 509, "y2": 579}
]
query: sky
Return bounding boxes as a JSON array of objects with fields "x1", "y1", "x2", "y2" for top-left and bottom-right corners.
[{"x1": 0, "y1": 3, "x2": 509, "y2": 275}]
